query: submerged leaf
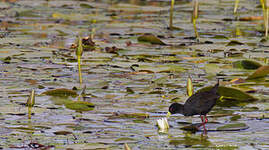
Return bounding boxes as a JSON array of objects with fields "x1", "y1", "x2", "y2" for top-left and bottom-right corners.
[
  {"x1": 137, "y1": 34, "x2": 166, "y2": 45},
  {"x1": 42, "y1": 88, "x2": 78, "y2": 97},
  {"x1": 233, "y1": 60, "x2": 262, "y2": 70},
  {"x1": 247, "y1": 66, "x2": 269, "y2": 80}
]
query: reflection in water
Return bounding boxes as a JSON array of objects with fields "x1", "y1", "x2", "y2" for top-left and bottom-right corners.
[{"x1": 169, "y1": 132, "x2": 211, "y2": 148}]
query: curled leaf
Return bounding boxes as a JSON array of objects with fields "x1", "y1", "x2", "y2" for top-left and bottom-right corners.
[
  {"x1": 76, "y1": 36, "x2": 83, "y2": 57},
  {"x1": 26, "y1": 89, "x2": 35, "y2": 107},
  {"x1": 124, "y1": 143, "x2": 131, "y2": 150},
  {"x1": 233, "y1": 60, "x2": 262, "y2": 69},
  {"x1": 226, "y1": 40, "x2": 244, "y2": 46},
  {"x1": 137, "y1": 34, "x2": 166, "y2": 45},
  {"x1": 187, "y1": 76, "x2": 194, "y2": 96},
  {"x1": 198, "y1": 86, "x2": 257, "y2": 102},
  {"x1": 247, "y1": 66, "x2": 269, "y2": 80}
]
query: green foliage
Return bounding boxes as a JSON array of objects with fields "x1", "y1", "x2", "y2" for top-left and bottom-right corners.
[
  {"x1": 42, "y1": 88, "x2": 78, "y2": 97},
  {"x1": 76, "y1": 37, "x2": 83, "y2": 57},
  {"x1": 233, "y1": 60, "x2": 262, "y2": 69},
  {"x1": 65, "y1": 101, "x2": 94, "y2": 112},
  {"x1": 198, "y1": 86, "x2": 257, "y2": 102},
  {"x1": 217, "y1": 123, "x2": 248, "y2": 131},
  {"x1": 137, "y1": 34, "x2": 166, "y2": 45}
]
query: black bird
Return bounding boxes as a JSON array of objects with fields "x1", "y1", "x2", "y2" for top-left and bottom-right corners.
[{"x1": 167, "y1": 82, "x2": 220, "y2": 133}]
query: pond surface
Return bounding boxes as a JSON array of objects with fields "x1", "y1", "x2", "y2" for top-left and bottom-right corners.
[{"x1": 0, "y1": 0, "x2": 269, "y2": 149}]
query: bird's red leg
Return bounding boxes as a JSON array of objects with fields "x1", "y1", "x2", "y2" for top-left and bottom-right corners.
[
  {"x1": 202, "y1": 115, "x2": 206, "y2": 131},
  {"x1": 200, "y1": 115, "x2": 204, "y2": 123},
  {"x1": 204, "y1": 115, "x2": 208, "y2": 124},
  {"x1": 199, "y1": 115, "x2": 205, "y2": 128},
  {"x1": 203, "y1": 115, "x2": 208, "y2": 134}
]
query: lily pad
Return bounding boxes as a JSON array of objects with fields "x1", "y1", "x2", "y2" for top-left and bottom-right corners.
[
  {"x1": 246, "y1": 66, "x2": 269, "y2": 80},
  {"x1": 42, "y1": 88, "x2": 78, "y2": 97},
  {"x1": 110, "y1": 112, "x2": 149, "y2": 119},
  {"x1": 198, "y1": 86, "x2": 257, "y2": 102},
  {"x1": 132, "y1": 64, "x2": 185, "y2": 73},
  {"x1": 233, "y1": 60, "x2": 262, "y2": 69},
  {"x1": 64, "y1": 101, "x2": 94, "y2": 112},
  {"x1": 115, "y1": 137, "x2": 136, "y2": 142},
  {"x1": 53, "y1": 131, "x2": 73, "y2": 135},
  {"x1": 216, "y1": 123, "x2": 248, "y2": 131},
  {"x1": 226, "y1": 40, "x2": 244, "y2": 46},
  {"x1": 181, "y1": 122, "x2": 248, "y2": 132},
  {"x1": 137, "y1": 34, "x2": 166, "y2": 45}
]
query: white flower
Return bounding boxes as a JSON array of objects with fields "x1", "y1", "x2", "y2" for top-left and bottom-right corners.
[{"x1": 157, "y1": 117, "x2": 169, "y2": 132}]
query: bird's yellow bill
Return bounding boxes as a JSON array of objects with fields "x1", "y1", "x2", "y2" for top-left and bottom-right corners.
[{"x1": 166, "y1": 112, "x2": 171, "y2": 118}]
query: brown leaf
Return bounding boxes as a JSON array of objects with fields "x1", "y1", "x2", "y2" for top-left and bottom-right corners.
[
  {"x1": 247, "y1": 66, "x2": 269, "y2": 80},
  {"x1": 239, "y1": 16, "x2": 263, "y2": 21}
]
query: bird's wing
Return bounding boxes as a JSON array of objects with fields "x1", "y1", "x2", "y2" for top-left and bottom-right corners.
[{"x1": 183, "y1": 91, "x2": 219, "y2": 116}]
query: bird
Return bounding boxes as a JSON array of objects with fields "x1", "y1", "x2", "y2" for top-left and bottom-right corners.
[{"x1": 167, "y1": 81, "x2": 220, "y2": 133}]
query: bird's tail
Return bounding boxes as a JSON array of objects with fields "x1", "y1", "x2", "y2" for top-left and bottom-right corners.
[{"x1": 210, "y1": 80, "x2": 219, "y2": 94}]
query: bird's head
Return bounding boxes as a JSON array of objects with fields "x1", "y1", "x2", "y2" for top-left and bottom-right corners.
[{"x1": 167, "y1": 103, "x2": 184, "y2": 118}]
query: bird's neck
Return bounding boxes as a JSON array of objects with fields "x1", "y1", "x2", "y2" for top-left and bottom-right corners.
[
  {"x1": 176, "y1": 104, "x2": 185, "y2": 115},
  {"x1": 211, "y1": 82, "x2": 219, "y2": 94}
]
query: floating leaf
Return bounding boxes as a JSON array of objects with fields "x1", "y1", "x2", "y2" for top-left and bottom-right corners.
[
  {"x1": 64, "y1": 101, "x2": 94, "y2": 112},
  {"x1": 80, "y1": 3, "x2": 94, "y2": 8},
  {"x1": 115, "y1": 137, "x2": 135, "y2": 142},
  {"x1": 239, "y1": 16, "x2": 263, "y2": 21},
  {"x1": 132, "y1": 64, "x2": 184, "y2": 73},
  {"x1": 233, "y1": 60, "x2": 262, "y2": 69},
  {"x1": 230, "y1": 114, "x2": 241, "y2": 121},
  {"x1": 110, "y1": 113, "x2": 149, "y2": 119},
  {"x1": 9, "y1": 126, "x2": 35, "y2": 131},
  {"x1": 246, "y1": 66, "x2": 269, "y2": 80},
  {"x1": 217, "y1": 123, "x2": 248, "y2": 131},
  {"x1": 204, "y1": 64, "x2": 222, "y2": 75},
  {"x1": 137, "y1": 34, "x2": 166, "y2": 45},
  {"x1": 53, "y1": 131, "x2": 73, "y2": 135},
  {"x1": 198, "y1": 86, "x2": 257, "y2": 102},
  {"x1": 226, "y1": 40, "x2": 244, "y2": 46},
  {"x1": 0, "y1": 56, "x2": 11, "y2": 63},
  {"x1": 42, "y1": 88, "x2": 78, "y2": 97}
]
